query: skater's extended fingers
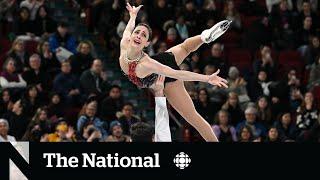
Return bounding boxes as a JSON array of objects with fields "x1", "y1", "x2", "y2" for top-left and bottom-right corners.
[
  {"x1": 220, "y1": 77, "x2": 228, "y2": 83},
  {"x1": 218, "y1": 81, "x2": 228, "y2": 88},
  {"x1": 160, "y1": 75, "x2": 165, "y2": 83},
  {"x1": 127, "y1": 2, "x2": 132, "y2": 9},
  {"x1": 213, "y1": 69, "x2": 220, "y2": 75}
]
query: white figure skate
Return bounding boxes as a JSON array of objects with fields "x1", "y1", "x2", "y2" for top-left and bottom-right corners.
[{"x1": 201, "y1": 20, "x2": 232, "y2": 43}]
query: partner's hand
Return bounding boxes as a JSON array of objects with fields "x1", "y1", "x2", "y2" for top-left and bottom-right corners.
[{"x1": 150, "y1": 75, "x2": 165, "y2": 97}]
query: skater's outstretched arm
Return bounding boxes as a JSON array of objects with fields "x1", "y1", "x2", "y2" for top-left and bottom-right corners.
[
  {"x1": 140, "y1": 57, "x2": 228, "y2": 88},
  {"x1": 120, "y1": 3, "x2": 143, "y2": 48}
]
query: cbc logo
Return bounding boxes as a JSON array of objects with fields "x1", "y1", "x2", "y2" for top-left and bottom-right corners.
[{"x1": 173, "y1": 152, "x2": 191, "y2": 169}]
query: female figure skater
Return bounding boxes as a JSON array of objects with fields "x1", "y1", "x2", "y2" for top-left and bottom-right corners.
[{"x1": 119, "y1": 3, "x2": 231, "y2": 142}]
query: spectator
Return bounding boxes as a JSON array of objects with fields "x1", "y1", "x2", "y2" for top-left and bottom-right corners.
[
  {"x1": 22, "y1": 85, "x2": 42, "y2": 118},
  {"x1": 201, "y1": 43, "x2": 227, "y2": 76},
  {"x1": 53, "y1": 61, "x2": 82, "y2": 106},
  {"x1": 304, "y1": 36, "x2": 320, "y2": 66},
  {"x1": 34, "y1": 5, "x2": 57, "y2": 37},
  {"x1": 194, "y1": 88, "x2": 219, "y2": 124},
  {"x1": 2, "y1": 100, "x2": 29, "y2": 140},
  {"x1": 100, "y1": 85, "x2": 124, "y2": 122},
  {"x1": 265, "y1": 127, "x2": 281, "y2": 142},
  {"x1": 175, "y1": 15, "x2": 189, "y2": 40},
  {"x1": 79, "y1": 123, "x2": 102, "y2": 142},
  {"x1": 0, "y1": 89, "x2": 13, "y2": 115},
  {"x1": 22, "y1": 54, "x2": 49, "y2": 94},
  {"x1": 223, "y1": 0, "x2": 242, "y2": 30},
  {"x1": 47, "y1": 92, "x2": 64, "y2": 121},
  {"x1": 199, "y1": 0, "x2": 219, "y2": 29},
  {"x1": 212, "y1": 110, "x2": 237, "y2": 142},
  {"x1": 0, "y1": 57, "x2": 27, "y2": 96},
  {"x1": 296, "y1": 16, "x2": 315, "y2": 51},
  {"x1": 236, "y1": 106, "x2": 267, "y2": 139},
  {"x1": 69, "y1": 41, "x2": 95, "y2": 76},
  {"x1": 274, "y1": 112, "x2": 297, "y2": 141},
  {"x1": 165, "y1": 27, "x2": 180, "y2": 48},
  {"x1": 248, "y1": 69, "x2": 272, "y2": 101},
  {"x1": 47, "y1": 120, "x2": 75, "y2": 142},
  {"x1": 296, "y1": 0, "x2": 318, "y2": 12},
  {"x1": 238, "y1": 125, "x2": 254, "y2": 142},
  {"x1": 80, "y1": 59, "x2": 110, "y2": 97},
  {"x1": 116, "y1": 11, "x2": 130, "y2": 38},
  {"x1": 0, "y1": 118, "x2": 16, "y2": 142},
  {"x1": 297, "y1": 1, "x2": 318, "y2": 29},
  {"x1": 14, "y1": 7, "x2": 36, "y2": 37},
  {"x1": 130, "y1": 122, "x2": 154, "y2": 142},
  {"x1": 308, "y1": 55, "x2": 320, "y2": 89},
  {"x1": 296, "y1": 92, "x2": 319, "y2": 141},
  {"x1": 0, "y1": 0, "x2": 19, "y2": 34},
  {"x1": 105, "y1": 120, "x2": 130, "y2": 142},
  {"x1": 148, "y1": 0, "x2": 174, "y2": 31},
  {"x1": 266, "y1": 0, "x2": 293, "y2": 13},
  {"x1": 77, "y1": 100, "x2": 108, "y2": 138},
  {"x1": 118, "y1": 103, "x2": 140, "y2": 135},
  {"x1": 227, "y1": 66, "x2": 250, "y2": 106},
  {"x1": 221, "y1": 92, "x2": 245, "y2": 126},
  {"x1": 253, "y1": 45, "x2": 276, "y2": 80},
  {"x1": 22, "y1": 107, "x2": 51, "y2": 141},
  {"x1": 49, "y1": 22, "x2": 77, "y2": 54},
  {"x1": 269, "y1": 0, "x2": 294, "y2": 49},
  {"x1": 256, "y1": 96, "x2": 273, "y2": 128},
  {"x1": 20, "y1": 0, "x2": 43, "y2": 21},
  {"x1": 37, "y1": 40, "x2": 60, "y2": 74},
  {"x1": 244, "y1": 16, "x2": 273, "y2": 51},
  {"x1": 6, "y1": 38, "x2": 29, "y2": 72}
]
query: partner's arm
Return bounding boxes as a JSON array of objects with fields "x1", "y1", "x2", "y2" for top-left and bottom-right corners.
[{"x1": 151, "y1": 76, "x2": 172, "y2": 142}]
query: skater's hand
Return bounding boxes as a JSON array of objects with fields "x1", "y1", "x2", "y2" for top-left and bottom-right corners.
[
  {"x1": 126, "y1": 3, "x2": 143, "y2": 17},
  {"x1": 208, "y1": 69, "x2": 228, "y2": 88},
  {"x1": 150, "y1": 75, "x2": 165, "y2": 97}
]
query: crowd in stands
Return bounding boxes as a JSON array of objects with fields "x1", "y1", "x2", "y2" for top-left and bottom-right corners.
[{"x1": 0, "y1": 0, "x2": 320, "y2": 142}]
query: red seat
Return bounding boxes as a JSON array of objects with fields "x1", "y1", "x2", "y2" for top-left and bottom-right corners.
[
  {"x1": 0, "y1": 38, "x2": 11, "y2": 54},
  {"x1": 221, "y1": 30, "x2": 241, "y2": 45},
  {"x1": 312, "y1": 86, "x2": 320, "y2": 108},
  {"x1": 241, "y1": 15, "x2": 260, "y2": 29},
  {"x1": 25, "y1": 41, "x2": 39, "y2": 54},
  {"x1": 278, "y1": 50, "x2": 303, "y2": 68},
  {"x1": 227, "y1": 49, "x2": 252, "y2": 72}
]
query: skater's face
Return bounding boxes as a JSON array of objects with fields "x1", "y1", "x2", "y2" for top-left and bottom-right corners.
[{"x1": 131, "y1": 26, "x2": 150, "y2": 50}]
